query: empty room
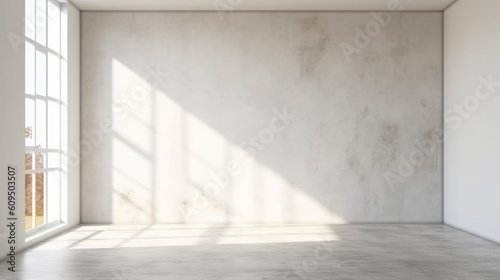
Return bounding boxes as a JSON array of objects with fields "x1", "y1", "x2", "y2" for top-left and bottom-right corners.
[{"x1": 1, "y1": 0, "x2": 499, "y2": 279}]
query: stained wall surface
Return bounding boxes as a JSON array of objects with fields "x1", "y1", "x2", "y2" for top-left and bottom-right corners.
[{"x1": 81, "y1": 12, "x2": 443, "y2": 224}]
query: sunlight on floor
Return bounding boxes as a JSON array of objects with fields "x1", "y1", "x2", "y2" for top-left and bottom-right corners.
[{"x1": 33, "y1": 224, "x2": 339, "y2": 250}]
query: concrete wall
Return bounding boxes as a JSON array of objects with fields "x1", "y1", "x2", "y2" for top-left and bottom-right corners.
[
  {"x1": 81, "y1": 11, "x2": 443, "y2": 224},
  {"x1": 444, "y1": 0, "x2": 500, "y2": 243},
  {"x1": 0, "y1": 0, "x2": 25, "y2": 263}
]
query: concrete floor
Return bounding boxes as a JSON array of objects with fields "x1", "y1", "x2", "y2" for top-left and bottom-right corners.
[{"x1": 1, "y1": 224, "x2": 499, "y2": 279}]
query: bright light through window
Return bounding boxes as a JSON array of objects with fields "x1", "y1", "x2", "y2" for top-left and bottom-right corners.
[{"x1": 25, "y1": 0, "x2": 64, "y2": 232}]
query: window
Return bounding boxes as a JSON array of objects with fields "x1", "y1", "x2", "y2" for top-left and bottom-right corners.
[{"x1": 25, "y1": 0, "x2": 65, "y2": 232}]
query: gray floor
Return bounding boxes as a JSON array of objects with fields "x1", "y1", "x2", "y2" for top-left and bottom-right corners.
[{"x1": 1, "y1": 224, "x2": 499, "y2": 279}]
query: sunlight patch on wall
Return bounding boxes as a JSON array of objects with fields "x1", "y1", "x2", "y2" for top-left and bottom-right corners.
[{"x1": 109, "y1": 58, "x2": 345, "y2": 224}]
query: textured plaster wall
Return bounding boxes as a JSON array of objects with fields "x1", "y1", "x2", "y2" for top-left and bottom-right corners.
[{"x1": 81, "y1": 12, "x2": 443, "y2": 224}]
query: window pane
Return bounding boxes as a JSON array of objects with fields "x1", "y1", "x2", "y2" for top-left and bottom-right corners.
[
  {"x1": 25, "y1": 152, "x2": 34, "y2": 170},
  {"x1": 25, "y1": 0, "x2": 36, "y2": 40},
  {"x1": 36, "y1": 152, "x2": 46, "y2": 169},
  {"x1": 25, "y1": 174, "x2": 34, "y2": 230},
  {"x1": 36, "y1": 99, "x2": 46, "y2": 148},
  {"x1": 48, "y1": 152, "x2": 60, "y2": 168},
  {"x1": 25, "y1": 98, "x2": 35, "y2": 146},
  {"x1": 35, "y1": 172, "x2": 45, "y2": 227},
  {"x1": 61, "y1": 103, "x2": 67, "y2": 151},
  {"x1": 47, "y1": 0, "x2": 60, "y2": 52},
  {"x1": 25, "y1": 42, "x2": 35, "y2": 95},
  {"x1": 47, "y1": 171, "x2": 60, "y2": 223},
  {"x1": 48, "y1": 100, "x2": 60, "y2": 149},
  {"x1": 35, "y1": 0, "x2": 46, "y2": 46},
  {"x1": 36, "y1": 50, "x2": 46, "y2": 96},
  {"x1": 48, "y1": 53, "x2": 60, "y2": 99}
]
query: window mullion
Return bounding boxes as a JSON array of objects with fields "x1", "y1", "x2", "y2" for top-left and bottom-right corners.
[
  {"x1": 26, "y1": 92, "x2": 60, "y2": 103},
  {"x1": 31, "y1": 0, "x2": 38, "y2": 230},
  {"x1": 25, "y1": 37, "x2": 56, "y2": 55},
  {"x1": 58, "y1": 1, "x2": 62, "y2": 224},
  {"x1": 26, "y1": 147, "x2": 59, "y2": 153},
  {"x1": 26, "y1": 167, "x2": 60, "y2": 174},
  {"x1": 44, "y1": 0, "x2": 49, "y2": 226},
  {"x1": 31, "y1": 171, "x2": 36, "y2": 229}
]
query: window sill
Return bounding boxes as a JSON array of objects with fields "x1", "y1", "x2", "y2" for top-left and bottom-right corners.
[{"x1": 25, "y1": 220, "x2": 66, "y2": 243}]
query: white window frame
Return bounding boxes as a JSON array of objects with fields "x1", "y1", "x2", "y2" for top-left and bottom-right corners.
[{"x1": 25, "y1": 0, "x2": 65, "y2": 236}]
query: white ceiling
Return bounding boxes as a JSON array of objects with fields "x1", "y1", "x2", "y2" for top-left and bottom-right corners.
[{"x1": 70, "y1": 0, "x2": 457, "y2": 11}]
